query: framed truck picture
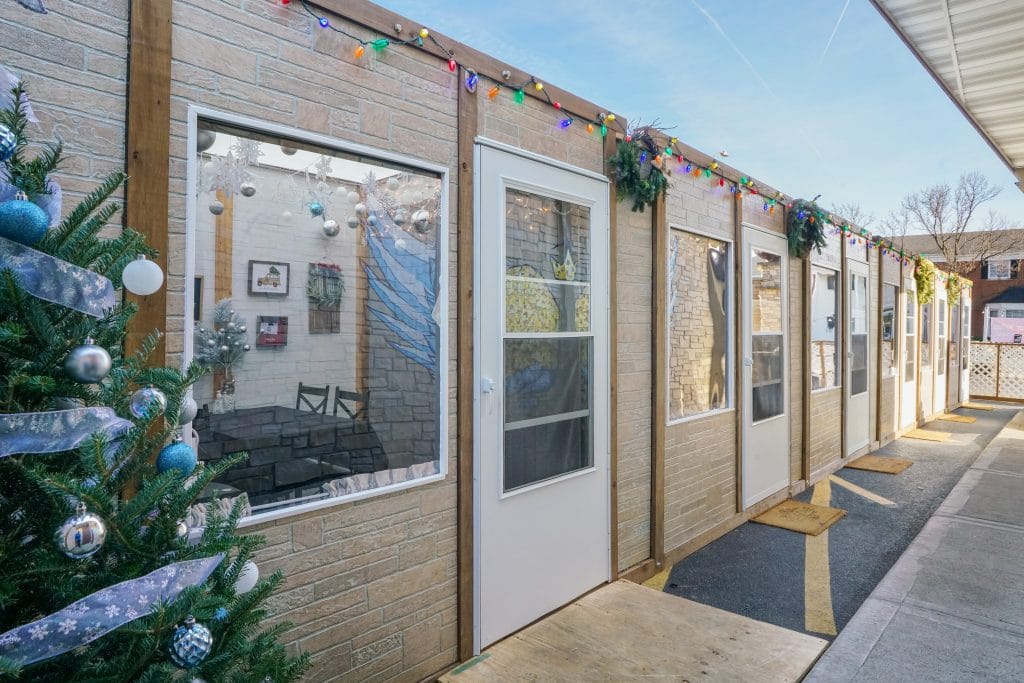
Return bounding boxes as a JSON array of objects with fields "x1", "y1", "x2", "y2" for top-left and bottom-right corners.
[{"x1": 248, "y1": 260, "x2": 289, "y2": 296}]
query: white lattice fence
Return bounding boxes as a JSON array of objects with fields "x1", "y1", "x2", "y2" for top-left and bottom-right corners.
[
  {"x1": 970, "y1": 343, "x2": 997, "y2": 397},
  {"x1": 998, "y1": 345, "x2": 1024, "y2": 399}
]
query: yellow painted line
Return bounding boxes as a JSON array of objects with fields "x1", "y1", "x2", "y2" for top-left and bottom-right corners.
[
  {"x1": 642, "y1": 568, "x2": 671, "y2": 591},
  {"x1": 805, "y1": 479, "x2": 837, "y2": 636},
  {"x1": 829, "y1": 474, "x2": 897, "y2": 507}
]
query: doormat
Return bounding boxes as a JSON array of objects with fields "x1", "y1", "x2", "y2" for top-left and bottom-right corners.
[
  {"x1": 963, "y1": 402, "x2": 994, "y2": 411},
  {"x1": 936, "y1": 413, "x2": 977, "y2": 424},
  {"x1": 845, "y1": 454, "x2": 913, "y2": 474},
  {"x1": 905, "y1": 429, "x2": 951, "y2": 442},
  {"x1": 752, "y1": 499, "x2": 845, "y2": 536}
]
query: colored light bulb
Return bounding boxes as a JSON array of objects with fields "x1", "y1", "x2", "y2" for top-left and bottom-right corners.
[
  {"x1": 488, "y1": 85, "x2": 500, "y2": 100},
  {"x1": 606, "y1": 114, "x2": 615, "y2": 122},
  {"x1": 587, "y1": 123, "x2": 594, "y2": 134},
  {"x1": 560, "y1": 118, "x2": 572, "y2": 128},
  {"x1": 535, "y1": 82, "x2": 544, "y2": 91},
  {"x1": 419, "y1": 27, "x2": 429, "y2": 38},
  {"x1": 684, "y1": 163, "x2": 691, "y2": 173},
  {"x1": 665, "y1": 147, "x2": 673, "y2": 156},
  {"x1": 640, "y1": 151, "x2": 647, "y2": 163},
  {"x1": 740, "y1": 176, "x2": 748, "y2": 185},
  {"x1": 763, "y1": 202, "x2": 769, "y2": 211},
  {"x1": 553, "y1": 101, "x2": 561, "y2": 110},
  {"x1": 318, "y1": 16, "x2": 329, "y2": 27},
  {"x1": 514, "y1": 89, "x2": 525, "y2": 104},
  {"x1": 600, "y1": 124, "x2": 607, "y2": 137},
  {"x1": 372, "y1": 38, "x2": 389, "y2": 51},
  {"x1": 719, "y1": 178, "x2": 725, "y2": 187},
  {"x1": 466, "y1": 71, "x2": 478, "y2": 90},
  {"x1": 448, "y1": 58, "x2": 457, "y2": 72},
  {"x1": 354, "y1": 45, "x2": 365, "y2": 58},
  {"x1": 710, "y1": 162, "x2": 718, "y2": 170},
  {"x1": 704, "y1": 168, "x2": 711, "y2": 177},
  {"x1": 625, "y1": 135, "x2": 632, "y2": 142}
]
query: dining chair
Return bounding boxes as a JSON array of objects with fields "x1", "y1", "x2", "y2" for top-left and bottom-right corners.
[{"x1": 296, "y1": 382, "x2": 330, "y2": 414}]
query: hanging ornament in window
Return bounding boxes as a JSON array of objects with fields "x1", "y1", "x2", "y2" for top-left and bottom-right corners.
[
  {"x1": 239, "y1": 182, "x2": 256, "y2": 197},
  {"x1": 179, "y1": 395, "x2": 198, "y2": 424},
  {"x1": 169, "y1": 616, "x2": 213, "y2": 669},
  {"x1": 322, "y1": 219, "x2": 340, "y2": 237},
  {"x1": 129, "y1": 385, "x2": 168, "y2": 419},
  {"x1": 309, "y1": 201, "x2": 324, "y2": 217},
  {"x1": 55, "y1": 502, "x2": 106, "y2": 559},
  {"x1": 346, "y1": 215, "x2": 359, "y2": 229},
  {"x1": 412, "y1": 209, "x2": 430, "y2": 233},
  {"x1": 64, "y1": 338, "x2": 112, "y2": 383},
  {"x1": 208, "y1": 200, "x2": 224, "y2": 216}
]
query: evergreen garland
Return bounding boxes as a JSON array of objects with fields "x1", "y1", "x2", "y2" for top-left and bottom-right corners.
[
  {"x1": 609, "y1": 136, "x2": 668, "y2": 212},
  {"x1": 915, "y1": 256, "x2": 937, "y2": 305},
  {"x1": 947, "y1": 272, "x2": 961, "y2": 306},
  {"x1": 786, "y1": 198, "x2": 827, "y2": 258}
]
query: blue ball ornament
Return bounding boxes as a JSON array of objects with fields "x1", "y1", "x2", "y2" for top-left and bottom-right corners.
[
  {"x1": 0, "y1": 195, "x2": 49, "y2": 246},
  {"x1": 309, "y1": 201, "x2": 324, "y2": 217},
  {"x1": 169, "y1": 616, "x2": 213, "y2": 669},
  {"x1": 0, "y1": 123, "x2": 15, "y2": 162},
  {"x1": 156, "y1": 438, "x2": 197, "y2": 477}
]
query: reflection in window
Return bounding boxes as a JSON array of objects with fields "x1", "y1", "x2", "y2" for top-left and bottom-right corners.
[
  {"x1": 189, "y1": 121, "x2": 444, "y2": 521},
  {"x1": 751, "y1": 249, "x2": 784, "y2": 422},
  {"x1": 850, "y1": 273, "x2": 868, "y2": 395},
  {"x1": 937, "y1": 304, "x2": 946, "y2": 375},
  {"x1": 811, "y1": 266, "x2": 839, "y2": 390},
  {"x1": 668, "y1": 231, "x2": 730, "y2": 420},
  {"x1": 921, "y1": 302, "x2": 932, "y2": 368},
  {"x1": 881, "y1": 284, "x2": 898, "y2": 377},
  {"x1": 905, "y1": 291, "x2": 917, "y2": 382}
]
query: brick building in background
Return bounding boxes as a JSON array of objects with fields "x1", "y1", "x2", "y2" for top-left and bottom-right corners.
[{"x1": 901, "y1": 229, "x2": 1024, "y2": 340}]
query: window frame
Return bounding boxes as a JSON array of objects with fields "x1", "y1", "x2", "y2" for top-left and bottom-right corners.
[
  {"x1": 183, "y1": 105, "x2": 450, "y2": 528},
  {"x1": 666, "y1": 224, "x2": 735, "y2": 426},
  {"x1": 810, "y1": 264, "x2": 841, "y2": 393},
  {"x1": 983, "y1": 259, "x2": 1014, "y2": 280}
]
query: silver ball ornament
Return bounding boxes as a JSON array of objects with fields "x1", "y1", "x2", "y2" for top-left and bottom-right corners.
[
  {"x1": 170, "y1": 616, "x2": 213, "y2": 668},
  {"x1": 129, "y1": 385, "x2": 168, "y2": 419},
  {"x1": 196, "y1": 129, "x2": 216, "y2": 153},
  {"x1": 412, "y1": 209, "x2": 430, "y2": 233},
  {"x1": 64, "y1": 338, "x2": 112, "y2": 383},
  {"x1": 238, "y1": 325, "x2": 247, "y2": 333},
  {"x1": 208, "y1": 200, "x2": 224, "y2": 216},
  {"x1": 179, "y1": 395, "x2": 198, "y2": 424},
  {"x1": 280, "y1": 143, "x2": 297, "y2": 155},
  {"x1": 346, "y1": 191, "x2": 360, "y2": 204},
  {"x1": 242, "y1": 344, "x2": 251, "y2": 351},
  {"x1": 346, "y1": 215, "x2": 359, "y2": 229},
  {"x1": 219, "y1": 345, "x2": 230, "y2": 353},
  {"x1": 387, "y1": 176, "x2": 400, "y2": 192},
  {"x1": 354, "y1": 202, "x2": 367, "y2": 217},
  {"x1": 323, "y1": 219, "x2": 340, "y2": 237},
  {"x1": 55, "y1": 502, "x2": 106, "y2": 559},
  {"x1": 176, "y1": 519, "x2": 189, "y2": 540},
  {"x1": 206, "y1": 339, "x2": 216, "y2": 347},
  {"x1": 393, "y1": 209, "x2": 407, "y2": 226},
  {"x1": 239, "y1": 182, "x2": 256, "y2": 198}
]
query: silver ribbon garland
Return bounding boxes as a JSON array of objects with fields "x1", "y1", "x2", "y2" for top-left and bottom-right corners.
[
  {"x1": 0, "y1": 408, "x2": 132, "y2": 459},
  {"x1": 0, "y1": 554, "x2": 223, "y2": 667},
  {"x1": 0, "y1": 235, "x2": 114, "y2": 318}
]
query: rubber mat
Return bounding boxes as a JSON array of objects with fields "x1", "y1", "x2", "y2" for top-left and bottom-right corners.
[{"x1": 752, "y1": 499, "x2": 846, "y2": 536}]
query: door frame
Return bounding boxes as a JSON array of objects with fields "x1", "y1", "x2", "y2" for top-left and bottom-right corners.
[
  {"x1": 845, "y1": 258, "x2": 870, "y2": 456},
  {"x1": 739, "y1": 224, "x2": 790, "y2": 509},
  {"x1": 472, "y1": 137, "x2": 611, "y2": 653},
  {"x1": 901, "y1": 276, "x2": 918, "y2": 429}
]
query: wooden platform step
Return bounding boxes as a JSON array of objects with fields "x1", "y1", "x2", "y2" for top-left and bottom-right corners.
[{"x1": 441, "y1": 580, "x2": 827, "y2": 682}]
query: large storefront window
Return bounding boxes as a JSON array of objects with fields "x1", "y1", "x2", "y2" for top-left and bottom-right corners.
[
  {"x1": 186, "y1": 116, "x2": 446, "y2": 521},
  {"x1": 810, "y1": 266, "x2": 839, "y2": 390},
  {"x1": 668, "y1": 230, "x2": 731, "y2": 421}
]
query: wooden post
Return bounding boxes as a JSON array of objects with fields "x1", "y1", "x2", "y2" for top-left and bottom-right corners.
[
  {"x1": 874, "y1": 247, "x2": 884, "y2": 443},
  {"x1": 124, "y1": 0, "x2": 172, "y2": 364},
  {"x1": 651, "y1": 191, "x2": 666, "y2": 570},
  {"x1": 733, "y1": 193, "x2": 744, "y2": 512},
  {"x1": 606, "y1": 132, "x2": 620, "y2": 580},
  {"x1": 455, "y1": 67, "x2": 478, "y2": 662},
  {"x1": 839, "y1": 233, "x2": 848, "y2": 459},
  {"x1": 801, "y1": 254, "x2": 812, "y2": 483},
  {"x1": 995, "y1": 343, "x2": 1002, "y2": 399}
]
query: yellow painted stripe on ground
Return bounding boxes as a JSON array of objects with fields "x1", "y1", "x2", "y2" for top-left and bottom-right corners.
[
  {"x1": 642, "y1": 568, "x2": 671, "y2": 591},
  {"x1": 829, "y1": 474, "x2": 897, "y2": 507},
  {"x1": 805, "y1": 479, "x2": 837, "y2": 636}
]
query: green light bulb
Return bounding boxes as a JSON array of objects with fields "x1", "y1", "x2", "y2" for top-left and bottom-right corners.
[
  {"x1": 514, "y1": 89, "x2": 525, "y2": 104},
  {"x1": 601, "y1": 124, "x2": 607, "y2": 137},
  {"x1": 372, "y1": 38, "x2": 389, "y2": 51}
]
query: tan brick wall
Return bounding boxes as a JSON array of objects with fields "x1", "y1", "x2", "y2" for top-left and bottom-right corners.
[
  {"x1": 165, "y1": 4, "x2": 460, "y2": 681},
  {"x1": 0, "y1": 0, "x2": 129, "y2": 211},
  {"x1": 809, "y1": 388, "x2": 842, "y2": 479},
  {"x1": 616, "y1": 203, "x2": 652, "y2": 571}
]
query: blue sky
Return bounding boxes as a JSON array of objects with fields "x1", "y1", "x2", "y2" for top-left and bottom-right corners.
[{"x1": 378, "y1": 0, "x2": 1024, "y2": 229}]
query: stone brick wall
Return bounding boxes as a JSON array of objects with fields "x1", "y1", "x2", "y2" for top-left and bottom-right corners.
[
  {"x1": 165, "y1": 4, "x2": 460, "y2": 680},
  {"x1": 809, "y1": 388, "x2": 842, "y2": 479},
  {"x1": 616, "y1": 203, "x2": 653, "y2": 571},
  {"x1": 0, "y1": 0, "x2": 129, "y2": 215}
]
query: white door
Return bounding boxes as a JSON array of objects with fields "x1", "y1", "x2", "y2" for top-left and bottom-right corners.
[
  {"x1": 961, "y1": 297, "x2": 971, "y2": 402},
  {"x1": 901, "y1": 279, "x2": 918, "y2": 428},
  {"x1": 741, "y1": 227, "x2": 789, "y2": 508},
  {"x1": 846, "y1": 260, "x2": 870, "y2": 454},
  {"x1": 934, "y1": 289, "x2": 947, "y2": 413},
  {"x1": 475, "y1": 142, "x2": 610, "y2": 650}
]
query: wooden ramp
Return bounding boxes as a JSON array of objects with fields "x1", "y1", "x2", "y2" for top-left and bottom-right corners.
[{"x1": 441, "y1": 581, "x2": 827, "y2": 682}]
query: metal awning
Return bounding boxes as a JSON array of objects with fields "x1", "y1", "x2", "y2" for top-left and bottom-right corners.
[{"x1": 871, "y1": 1, "x2": 1024, "y2": 191}]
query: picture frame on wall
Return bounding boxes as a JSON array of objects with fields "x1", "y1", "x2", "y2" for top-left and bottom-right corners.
[
  {"x1": 248, "y1": 260, "x2": 290, "y2": 296},
  {"x1": 256, "y1": 315, "x2": 288, "y2": 346}
]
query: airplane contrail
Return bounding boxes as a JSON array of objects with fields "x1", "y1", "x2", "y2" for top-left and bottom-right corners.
[{"x1": 820, "y1": 0, "x2": 852, "y2": 65}]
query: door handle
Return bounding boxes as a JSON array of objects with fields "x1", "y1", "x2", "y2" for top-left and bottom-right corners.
[
  {"x1": 481, "y1": 377, "x2": 495, "y2": 394},
  {"x1": 743, "y1": 357, "x2": 753, "y2": 367}
]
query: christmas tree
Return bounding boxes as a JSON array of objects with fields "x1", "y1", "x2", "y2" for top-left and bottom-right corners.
[{"x1": 0, "y1": 77, "x2": 309, "y2": 681}]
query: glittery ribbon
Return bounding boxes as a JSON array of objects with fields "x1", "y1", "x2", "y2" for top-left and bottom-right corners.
[
  {"x1": 0, "y1": 555, "x2": 223, "y2": 667},
  {"x1": 0, "y1": 235, "x2": 115, "y2": 318},
  {"x1": 0, "y1": 408, "x2": 132, "y2": 458}
]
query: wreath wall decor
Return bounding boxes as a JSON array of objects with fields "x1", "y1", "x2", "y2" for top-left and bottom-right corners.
[
  {"x1": 609, "y1": 132, "x2": 669, "y2": 212},
  {"x1": 786, "y1": 198, "x2": 828, "y2": 258},
  {"x1": 914, "y1": 256, "x2": 937, "y2": 305}
]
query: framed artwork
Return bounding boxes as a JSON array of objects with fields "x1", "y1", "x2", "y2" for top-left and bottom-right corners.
[
  {"x1": 193, "y1": 276, "x2": 203, "y2": 322},
  {"x1": 256, "y1": 315, "x2": 288, "y2": 346},
  {"x1": 248, "y1": 260, "x2": 290, "y2": 296}
]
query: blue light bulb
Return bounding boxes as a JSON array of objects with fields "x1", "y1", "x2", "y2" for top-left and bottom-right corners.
[
  {"x1": 560, "y1": 118, "x2": 573, "y2": 128},
  {"x1": 319, "y1": 16, "x2": 329, "y2": 27}
]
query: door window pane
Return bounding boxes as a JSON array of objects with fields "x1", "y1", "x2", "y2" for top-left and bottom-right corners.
[
  {"x1": 937, "y1": 305, "x2": 946, "y2": 374},
  {"x1": 811, "y1": 266, "x2": 839, "y2": 390},
  {"x1": 750, "y1": 248, "x2": 784, "y2": 422},
  {"x1": 850, "y1": 273, "x2": 868, "y2": 395},
  {"x1": 905, "y1": 291, "x2": 916, "y2": 382},
  {"x1": 882, "y1": 284, "x2": 897, "y2": 377},
  {"x1": 504, "y1": 417, "x2": 590, "y2": 491},
  {"x1": 752, "y1": 335, "x2": 784, "y2": 422},
  {"x1": 921, "y1": 303, "x2": 932, "y2": 368},
  {"x1": 751, "y1": 250, "x2": 783, "y2": 333},
  {"x1": 504, "y1": 338, "x2": 589, "y2": 424},
  {"x1": 668, "y1": 230, "x2": 730, "y2": 420}
]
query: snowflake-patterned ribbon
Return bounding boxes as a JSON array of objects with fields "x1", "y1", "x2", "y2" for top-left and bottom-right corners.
[
  {"x1": 0, "y1": 65, "x2": 39, "y2": 120},
  {"x1": 0, "y1": 555, "x2": 223, "y2": 667},
  {"x1": 0, "y1": 235, "x2": 115, "y2": 318},
  {"x1": 14, "y1": 1, "x2": 48, "y2": 14},
  {"x1": 0, "y1": 408, "x2": 132, "y2": 458}
]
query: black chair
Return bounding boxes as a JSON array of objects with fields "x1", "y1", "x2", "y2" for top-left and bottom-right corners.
[
  {"x1": 296, "y1": 383, "x2": 329, "y2": 414},
  {"x1": 333, "y1": 387, "x2": 370, "y2": 419}
]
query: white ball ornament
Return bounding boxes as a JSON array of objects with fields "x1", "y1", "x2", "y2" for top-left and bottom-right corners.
[
  {"x1": 209, "y1": 200, "x2": 224, "y2": 216},
  {"x1": 412, "y1": 209, "x2": 430, "y2": 232},
  {"x1": 354, "y1": 202, "x2": 367, "y2": 217},
  {"x1": 346, "y1": 215, "x2": 359, "y2": 229},
  {"x1": 239, "y1": 182, "x2": 256, "y2": 197},
  {"x1": 179, "y1": 395, "x2": 198, "y2": 424},
  {"x1": 395, "y1": 238, "x2": 406, "y2": 251},
  {"x1": 322, "y1": 219, "x2": 340, "y2": 237},
  {"x1": 122, "y1": 255, "x2": 164, "y2": 296},
  {"x1": 281, "y1": 209, "x2": 293, "y2": 223},
  {"x1": 234, "y1": 559, "x2": 260, "y2": 594},
  {"x1": 387, "y1": 177, "x2": 400, "y2": 191},
  {"x1": 346, "y1": 191, "x2": 360, "y2": 205}
]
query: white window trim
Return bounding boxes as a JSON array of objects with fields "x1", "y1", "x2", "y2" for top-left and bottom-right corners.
[
  {"x1": 184, "y1": 105, "x2": 450, "y2": 527},
  {"x1": 810, "y1": 264, "x2": 842, "y2": 393},
  {"x1": 666, "y1": 224, "x2": 735, "y2": 426}
]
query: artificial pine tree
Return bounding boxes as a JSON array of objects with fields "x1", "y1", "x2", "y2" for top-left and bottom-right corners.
[{"x1": 0, "y1": 79, "x2": 309, "y2": 681}]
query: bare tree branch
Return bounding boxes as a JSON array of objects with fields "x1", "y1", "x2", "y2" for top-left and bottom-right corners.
[{"x1": 830, "y1": 202, "x2": 874, "y2": 232}]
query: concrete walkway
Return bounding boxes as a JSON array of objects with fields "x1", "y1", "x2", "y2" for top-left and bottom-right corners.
[{"x1": 807, "y1": 408, "x2": 1024, "y2": 682}]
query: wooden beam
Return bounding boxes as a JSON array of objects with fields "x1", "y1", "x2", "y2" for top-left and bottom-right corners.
[
  {"x1": 455, "y1": 66, "x2": 478, "y2": 663},
  {"x1": 733, "y1": 192, "x2": 744, "y2": 513},
  {"x1": 840, "y1": 231, "x2": 848, "y2": 459},
  {"x1": 212, "y1": 191, "x2": 234, "y2": 393},
  {"x1": 311, "y1": 0, "x2": 620, "y2": 126},
  {"x1": 874, "y1": 248, "x2": 884, "y2": 443},
  {"x1": 801, "y1": 251, "x2": 812, "y2": 483},
  {"x1": 124, "y1": 0, "x2": 172, "y2": 364},
  {"x1": 651, "y1": 192, "x2": 666, "y2": 569},
  {"x1": 606, "y1": 133, "x2": 620, "y2": 579}
]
